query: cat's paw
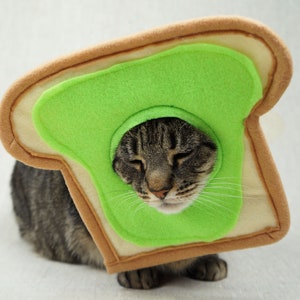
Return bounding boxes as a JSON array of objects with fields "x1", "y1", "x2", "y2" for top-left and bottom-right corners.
[
  {"x1": 117, "y1": 268, "x2": 160, "y2": 289},
  {"x1": 186, "y1": 255, "x2": 227, "y2": 281}
]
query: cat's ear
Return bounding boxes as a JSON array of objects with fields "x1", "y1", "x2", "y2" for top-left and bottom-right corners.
[{"x1": 0, "y1": 16, "x2": 292, "y2": 274}]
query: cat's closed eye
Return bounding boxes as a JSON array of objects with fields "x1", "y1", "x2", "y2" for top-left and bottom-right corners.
[
  {"x1": 113, "y1": 117, "x2": 217, "y2": 214},
  {"x1": 172, "y1": 150, "x2": 194, "y2": 166},
  {"x1": 129, "y1": 159, "x2": 145, "y2": 171}
]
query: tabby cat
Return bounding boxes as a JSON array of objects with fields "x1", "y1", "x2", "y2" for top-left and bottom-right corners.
[{"x1": 11, "y1": 117, "x2": 227, "y2": 289}]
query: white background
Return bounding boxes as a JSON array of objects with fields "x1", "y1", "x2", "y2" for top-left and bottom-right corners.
[{"x1": 0, "y1": 1, "x2": 299, "y2": 299}]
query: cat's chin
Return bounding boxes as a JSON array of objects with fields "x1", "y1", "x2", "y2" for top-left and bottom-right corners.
[{"x1": 154, "y1": 201, "x2": 193, "y2": 215}]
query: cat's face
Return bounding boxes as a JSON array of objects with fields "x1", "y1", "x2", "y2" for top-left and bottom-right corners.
[{"x1": 113, "y1": 118, "x2": 217, "y2": 214}]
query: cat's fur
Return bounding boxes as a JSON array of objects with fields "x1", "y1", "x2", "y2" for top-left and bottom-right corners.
[{"x1": 11, "y1": 117, "x2": 227, "y2": 289}]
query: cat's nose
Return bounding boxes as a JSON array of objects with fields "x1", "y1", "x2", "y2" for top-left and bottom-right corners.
[{"x1": 151, "y1": 189, "x2": 170, "y2": 200}]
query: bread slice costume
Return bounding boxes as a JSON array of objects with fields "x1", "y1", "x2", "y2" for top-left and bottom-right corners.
[{"x1": 0, "y1": 16, "x2": 292, "y2": 273}]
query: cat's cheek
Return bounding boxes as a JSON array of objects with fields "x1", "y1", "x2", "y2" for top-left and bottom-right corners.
[
  {"x1": 114, "y1": 168, "x2": 132, "y2": 185},
  {"x1": 113, "y1": 159, "x2": 136, "y2": 184}
]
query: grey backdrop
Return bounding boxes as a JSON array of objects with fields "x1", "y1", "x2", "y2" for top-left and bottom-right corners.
[{"x1": 0, "y1": 1, "x2": 299, "y2": 299}]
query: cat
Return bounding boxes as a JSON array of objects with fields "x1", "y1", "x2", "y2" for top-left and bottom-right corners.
[{"x1": 11, "y1": 117, "x2": 227, "y2": 289}]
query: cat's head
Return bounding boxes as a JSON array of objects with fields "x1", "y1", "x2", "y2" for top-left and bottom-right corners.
[{"x1": 113, "y1": 117, "x2": 217, "y2": 214}]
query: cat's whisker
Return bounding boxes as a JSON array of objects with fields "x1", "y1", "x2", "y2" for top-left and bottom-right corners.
[
  {"x1": 135, "y1": 202, "x2": 147, "y2": 214},
  {"x1": 109, "y1": 200, "x2": 134, "y2": 212},
  {"x1": 127, "y1": 199, "x2": 143, "y2": 209},
  {"x1": 205, "y1": 177, "x2": 256, "y2": 190},
  {"x1": 210, "y1": 176, "x2": 254, "y2": 183},
  {"x1": 207, "y1": 181, "x2": 250, "y2": 190},
  {"x1": 117, "y1": 200, "x2": 143, "y2": 215},
  {"x1": 109, "y1": 193, "x2": 137, "y2": 205},
  {"x1": 195, "y1": 196, "x2": 237, "y2": 217},
  {"x1": 109, "y1": 192, "x2": 141, "y2": 211},
  {"x1": 206, "y1": 181, "x2": 253, "y2": 190},
  {"x1": 200, "y1": 190, "x2": 244, "y2": 199},
  {"x1": 107, "y1": 190, "x2": 136, "y2": 200},
  {"x1": 203, "y1": 189, "x2": 242, "y2": 197},
  {"x1": 198, "y1": 194, "x2": 238, "y2": 211},
  {"x1": 205, "y1": 181, "x2": 242, "y2": 186},
  {"x1": 198, "y1": 193, "x2": 242, "y2": 203},
  {"x1": 193, "y1": 198, "x2": 230, "y2": 218},
  {"x1": 204, "y1": 185, "x2": 243, "y2": 192},
  {"x1": 200, "y1": 190, "x2": 254, "y2": 200},
  {"x1": 132, "y1": 202, "x2": 150, "y2": 224},
  {"x1": 209, "y1": 176, "x2": 240, "y2": 180},
  {"x1": 106, "y1": 189, "x2": 137, "y2": 196},
  {"x1": 109, "y1": 194, "x2": 136, "y2": 203}
]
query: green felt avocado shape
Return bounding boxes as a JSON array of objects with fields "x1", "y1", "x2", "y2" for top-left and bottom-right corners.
[{"x1": 33, "y1": 43, "x2": 262, "y2": 247}]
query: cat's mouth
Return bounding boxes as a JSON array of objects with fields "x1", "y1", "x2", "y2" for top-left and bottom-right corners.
[
  {"x1": 159, "y1": 183, "x2": 205, "y2": 214},
  {"x1": 138, "y1": 185, "x2": 203, "y2": 214}
]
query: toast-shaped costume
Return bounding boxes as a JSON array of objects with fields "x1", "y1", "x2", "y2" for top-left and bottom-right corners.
[{"x1": 0, "y1": 16, "x2": 292, "y2": 273}]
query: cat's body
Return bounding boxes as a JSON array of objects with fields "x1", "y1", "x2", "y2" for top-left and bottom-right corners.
[{"x1": 11, "y1": 118, "x2": 227, "y2": 289}]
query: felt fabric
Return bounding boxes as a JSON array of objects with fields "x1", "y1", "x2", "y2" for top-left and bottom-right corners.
[
  {"x1": 0, "y1": 16, "x2": 292, "y2": 273},
  {"x1": 33, "y1": 43, "x2": 262, "y2": 246}
]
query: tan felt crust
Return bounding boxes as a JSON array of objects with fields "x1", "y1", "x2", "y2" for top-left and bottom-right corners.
[{"x1": 0, "y1": 16, "x2": 292, "y2": 273}]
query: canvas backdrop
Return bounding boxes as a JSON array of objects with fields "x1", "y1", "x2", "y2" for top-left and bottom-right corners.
[{"x1": 0, "y1": 0, "x2": 299, "y2": 299}]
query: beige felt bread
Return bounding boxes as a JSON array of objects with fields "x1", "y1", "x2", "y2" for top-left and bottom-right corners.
[{"x1": 0, "y1": 16, "x2": 292, "y2": 273}]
